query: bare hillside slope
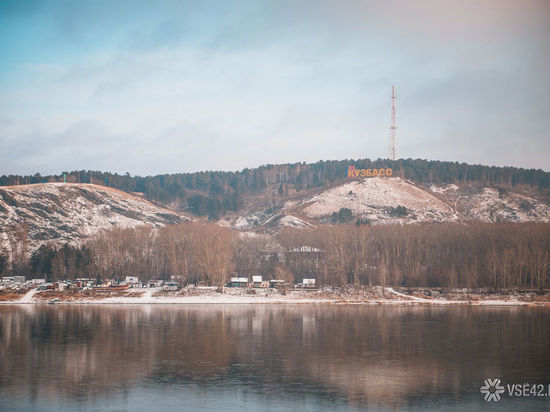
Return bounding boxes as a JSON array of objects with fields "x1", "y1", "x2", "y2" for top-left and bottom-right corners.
[{"x1": 0, "y1": 183, "x2": 190, "y2": 255}]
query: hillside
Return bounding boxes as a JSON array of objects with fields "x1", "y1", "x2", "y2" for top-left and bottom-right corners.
[
  {"x1": 0, "y1": 183, "x2": 189, "y2": 257},
  {"x1": 1, "y1": 163, "x2": 550, "y2": 258},
  {"x1": 228, "y1": 177, "x2": 550, "y2": 229},
  {"x1": 2, "y1": 159, "x2": 549, "y2": 219},
  {"x1": 1, "y1": 178, "x2": 549, "y2": 289}
]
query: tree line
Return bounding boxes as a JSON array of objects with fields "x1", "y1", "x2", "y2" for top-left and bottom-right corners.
[
  {"x1": 2, "y1": 222, "x2": 548, "y2": 290},
  {"x1": 277, "y1": 223, "x2": 549, "y2": 289},
  {"x1": 1, "y1": 158, "x2": 549, "y2": 217}
]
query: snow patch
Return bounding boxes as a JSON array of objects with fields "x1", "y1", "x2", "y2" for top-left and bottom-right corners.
[
  {"x1": 0, "y1": 183, "x2": 189, "y2": 257},
  {"x1": 277, "y1": 215, "x2": 312, "y2": 228},
  {"x1": 302, "y1": 177, "x2": 456, "y2": 223}
]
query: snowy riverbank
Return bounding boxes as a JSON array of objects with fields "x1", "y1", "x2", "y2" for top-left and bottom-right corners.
[{"x1": 1, "y1": 286, "x2": 549, "y2": 306}]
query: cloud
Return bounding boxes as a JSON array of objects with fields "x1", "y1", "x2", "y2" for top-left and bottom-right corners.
[{"x1": 0, "y1": 0, "x2": 549, "y2": 175}]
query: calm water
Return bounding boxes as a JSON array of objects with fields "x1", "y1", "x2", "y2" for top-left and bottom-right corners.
[{"x1": 0, "y1": 305, "x2": 549, "y2": 411}]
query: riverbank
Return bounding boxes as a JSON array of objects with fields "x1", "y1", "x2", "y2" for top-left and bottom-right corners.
[{"x1": 1, "y1": 286, "x2": 549, "y2": 305}]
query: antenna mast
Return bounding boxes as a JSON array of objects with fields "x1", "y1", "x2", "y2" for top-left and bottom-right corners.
[{"x1": 390, "y1": 85, "x2": 397, "y2": 161}]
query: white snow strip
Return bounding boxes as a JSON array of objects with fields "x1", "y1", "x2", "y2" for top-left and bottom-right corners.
[
  {"x1": 0, "y1": 287, "x2": 536, "y2": 306},
  {"x1": 17, "y1": 288, "x2": 38, "y2": 303}
]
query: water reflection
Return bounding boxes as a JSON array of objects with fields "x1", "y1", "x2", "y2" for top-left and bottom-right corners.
[{"x1": 0, "y1": 305, "x2": 549, "y2": 410}]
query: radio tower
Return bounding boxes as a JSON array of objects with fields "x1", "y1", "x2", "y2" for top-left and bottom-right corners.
[{"x1": 390, "y1": 85, "x2": 397, "y2": 161}]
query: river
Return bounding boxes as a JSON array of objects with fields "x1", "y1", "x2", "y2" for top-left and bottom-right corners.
[{"x1": 0, "y1": 305, "x2": 549, "y2": 411}]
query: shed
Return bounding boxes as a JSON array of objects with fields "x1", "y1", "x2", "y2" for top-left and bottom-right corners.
[
  {"x1": 163, "y1": 282, "x2": 179, "y2": 291},
  {"x1": 302, "y1": 278, "x2": 316, "y2": 287}
]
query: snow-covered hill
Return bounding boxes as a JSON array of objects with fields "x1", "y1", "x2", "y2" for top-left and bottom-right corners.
[
  {"x1": 0, "y1": 183, "x2": 190, "y2": 256},
  {"x1": 300, "y1": 177, "x2": 458, "y2": 223},
  {"x1": 1, "y1": 178, "x2": 549, "y2": 257},
  {"x1": 229, "y1": 177, "x2": 550, "y2": 229}
]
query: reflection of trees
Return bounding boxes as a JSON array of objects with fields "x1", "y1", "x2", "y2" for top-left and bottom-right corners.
[{"x1": 0, "y1": 306, "x2": 549, "y2": 407}]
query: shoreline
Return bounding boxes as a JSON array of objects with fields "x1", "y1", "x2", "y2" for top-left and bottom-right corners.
[{"x1": 1, "y1": 287, "x2": 549, "y2": 306}]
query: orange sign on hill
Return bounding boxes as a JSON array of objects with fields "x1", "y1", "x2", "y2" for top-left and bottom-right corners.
[{"x1": 346, "y1": 165, "x2": 392, "y2": 178}]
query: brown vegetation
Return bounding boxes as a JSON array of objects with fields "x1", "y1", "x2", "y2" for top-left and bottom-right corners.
[
  {"x1": 86, "y1": 222, "x2": 236, "y2": 286},
  {"x1": 34, "y1": 290, "x2": 143, "y2": 301},
  {"x1": 12, "y1": 221, "x2": 550, "y2": 290},
  {"x1": 278, "y1": 223, "x2": 549, "y2": 289},
  {"x1": 0, "y1": 290, "x2": 27, "y2": 301}
]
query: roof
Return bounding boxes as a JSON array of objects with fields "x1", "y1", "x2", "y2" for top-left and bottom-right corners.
[
  {"x1": 290, "y1": 246, "x2": 323, "y2": 253},
  {"x1": 230, "y1": 277, "x2": 248, "y2": 282}
]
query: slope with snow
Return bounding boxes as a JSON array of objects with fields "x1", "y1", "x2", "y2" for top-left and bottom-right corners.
[
  {"x1": 299, "y1": 177, "x2": 458, "y2": 223},
  {"x1": 429, "y1": 184, "x2": 550, "y2": 223},
  {"x1": 231, "y1": 177, "x2": 550, "y2": 229},
  {"x1": 0, "y1": 183, "x2": 190, "y2": 255}
]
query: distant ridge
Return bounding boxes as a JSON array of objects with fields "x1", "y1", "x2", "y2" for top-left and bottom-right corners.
[{"x1": 1, "y1": 158, "x2": 549, "y2": 221}]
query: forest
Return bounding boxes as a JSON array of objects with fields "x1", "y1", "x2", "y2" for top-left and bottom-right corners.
[
  {"x1": 3, "y1": 222, "x2": 548, "y2": 290},
  {"x1": 1, "y1": 158, "x2": 549, "y2": 218}
]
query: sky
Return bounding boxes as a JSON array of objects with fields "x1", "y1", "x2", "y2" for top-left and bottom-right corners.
[{"x1": 0, "y1": 0, "x2": 549, "y2": 176}]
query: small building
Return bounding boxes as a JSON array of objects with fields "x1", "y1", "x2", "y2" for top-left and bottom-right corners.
[
  {"x1": 13, "y1": 276, "x2": 26, "y2": 283},
  {"x1": 31, "y1": 278, "x2": 46, "y2": 284},
  {"x1": 302, "y1": 278, "x2": 316, "y2": 288},
  {"x1": 76, "y1": 278, "x2": 93, "y2": 288},
  {"x1": 58, "y1": 282, "x2": 69, "y2": 291},
  {"x1": 147, "y1": 279, "x2": 164, "y2": 288},
  {"x1": 270, "y1": 279, "x2": 287, "y2": 289},
  {"x1": 38, "y1": 283, "x2": 53, "y2": 291},
  {"x1": 125, "y1": 276, "x2": 139, "y2": 284},
  {"x1": 252, "y1": 276, "x2": 263, "y2": 287},
  {"x1": 163, "y1": 282, "x2": 179, "y2": 291},
  {"x1": 2, "y1": 277, "x2": 14, "y2": 283},
  {"x1": 230, "y1": 277, "x2": 249, "y2": 287},
  {"x1": 76, "y1": 279, "x2": 94, "y2": 288}
]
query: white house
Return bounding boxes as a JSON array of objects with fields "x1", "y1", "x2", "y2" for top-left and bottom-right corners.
[
  {"x1": 302, "y1": 278, "x2": 316, "y2": 287},
  {"x1": 230, "y1": 277, "x2": 249, "y2": 287}
]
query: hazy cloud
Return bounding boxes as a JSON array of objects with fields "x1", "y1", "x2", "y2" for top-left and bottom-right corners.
[{"x1": 0, "y1": 0, "x2": 549, "y2": 175}]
